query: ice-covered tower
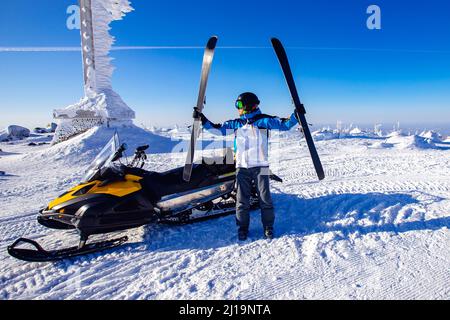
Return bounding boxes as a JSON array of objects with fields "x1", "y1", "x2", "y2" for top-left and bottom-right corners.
[{"x1": 52, "y1": 0, "x2": 135, "y2": 143}]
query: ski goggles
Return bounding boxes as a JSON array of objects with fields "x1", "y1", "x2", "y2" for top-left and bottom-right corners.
[{"x1": 235, "y1": 100, "x2": 245, "y2": 109}]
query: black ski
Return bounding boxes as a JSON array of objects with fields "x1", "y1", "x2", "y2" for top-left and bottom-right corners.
[
  {"x1": 271, "y1": 38, "x2": 325, "y2": 180},
  {"x1": 183, "y1": 36, "x2": 218, "y2": 182},
  {"x1": 7, "y1": 236, "x2": 128, "y2": 262}
]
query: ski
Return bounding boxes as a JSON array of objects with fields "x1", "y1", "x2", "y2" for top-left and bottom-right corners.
[
  {"x1": 160, "y1": 207, "x2": 236, "y2": 225},
  {"x1": 183, "y1": 36, "x2": 218, "y2": 182},
  {"x1": 7, "y1": 236, "x2": 128, "y2": 262},
  {"x1": 271, "y1": 38, "x2": 325, "y2": 180}
]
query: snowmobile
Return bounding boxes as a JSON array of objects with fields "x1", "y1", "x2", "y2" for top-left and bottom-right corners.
[{"x1": 8, "y1": 133, "x2": 276, "y2": 262}]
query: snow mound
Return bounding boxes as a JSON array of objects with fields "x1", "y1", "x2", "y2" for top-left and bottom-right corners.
[
  {"x1": 0, "y1": 125, "x2": 30, "y2": 141},
  {"x1": 387, "y1": 130, "x2": 406, "y2": 138},
  {"x1": 385, "y1": 134, "x2": 436, "y2": 149},
  {"x1": 312, "y1": 129, "x2": 339, "y2": 141},
  {"x1": 349, "y1": 127, "x2": 364, "y2": 136},
  {"x1": 369, "y1": 141, "x2": 394, "y2": 149},
  {"x1": 168, "y1": 125, "x2": 189, "y2": 135},
  {"x1": 419, "y1": 130, "x2": 442, "y2": 143},
  {"x1": 30, "y1": 125, "x2": 181, "y2": 164}
]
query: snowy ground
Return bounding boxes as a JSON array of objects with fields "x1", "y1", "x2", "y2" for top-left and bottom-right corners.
[{"x1": 0, "y1": 126, "x2": 449, "y2": 300}]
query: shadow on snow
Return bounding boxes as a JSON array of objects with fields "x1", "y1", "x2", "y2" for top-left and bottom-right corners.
[
  {"x1": 39, "y1": 191, "x2": 448, "y2": 265},
  {"x1": 140, "y1": 191, "x2": 449, "y2": 252}
]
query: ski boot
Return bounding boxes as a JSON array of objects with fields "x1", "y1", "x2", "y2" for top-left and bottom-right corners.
[
  {"x1": 264, "y1": 226, "x2": 274, "y2": 240},
  {"x1": 238, "y1": 227, "x2": 248, "y2": 241}
]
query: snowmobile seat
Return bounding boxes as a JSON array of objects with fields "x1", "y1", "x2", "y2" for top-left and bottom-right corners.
[{"x1": 139, "y1": 155, "x2": 235, "y2": 202}]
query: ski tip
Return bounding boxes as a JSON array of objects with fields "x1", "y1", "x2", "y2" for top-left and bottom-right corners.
[
  {"x1": 271, "y1": 37, "x2": 281, "y2": 46},
  {"x1": 182, "y1": 170, "x2": 192, "y2": 183},
  {"x1": 207, "y1": 36, "x2": 218, "y2": 49}
]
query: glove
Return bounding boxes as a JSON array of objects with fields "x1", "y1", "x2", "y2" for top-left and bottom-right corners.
[
  {"x1": 193, "y1": 107, "x2": 207, "y2": 124},
  {"x1": 192, "y1": 107, "x2": 202, "y2": 119}
]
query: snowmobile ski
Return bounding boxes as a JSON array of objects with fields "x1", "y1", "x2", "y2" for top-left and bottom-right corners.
[
  {"x1": 271, "y1": 38, "x2": 325, "y2": 180},
  {"x1": 183, "y1": 36, "x2": 218, "y2": 182},
  {"x1": 7, "y1": 236, "x2": 128, "y2": 262}
]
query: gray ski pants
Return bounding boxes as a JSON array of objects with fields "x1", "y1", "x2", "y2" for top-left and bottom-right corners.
[{"x1": 236, "y1": 167, "x2": 274, "y2": 230}]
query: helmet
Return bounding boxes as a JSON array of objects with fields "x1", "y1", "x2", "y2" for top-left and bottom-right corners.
[{"x1": 235, "y1": 92, "x2": 260, "y2": 113}]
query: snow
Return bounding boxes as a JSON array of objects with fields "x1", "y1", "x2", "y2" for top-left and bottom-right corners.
[
  {"x1": 0, "y1": 125, "x2": 30, "y2": 141},
  {"x1": 385, "y1": 134, "x2": 436, "y2": 149},
  {"x1": 419, "y1": 130, "x2": 442, "y2": 143},
  {"x1": 312, "y1": 128, "x2": 339, "y2": 141},
  {"x1": 349, "y1": 127, "x2": 363, "y2": 135},
  {"x1": 0, "y1": 126, "x2": 449, "y2": 299},
  {"x1": 33, "y1": 125, "x2": 181, "y2": 166},
  {"x1": 54, "y1": 91, "x2": 133, "y2": 122}
]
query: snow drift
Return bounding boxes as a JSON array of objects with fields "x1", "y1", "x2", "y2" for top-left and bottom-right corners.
[
  {"x1": 312, "y1": 129, "x2": 339, "y2": 141},
  {"x1": 0, "y1": 125, "x2": 30, "y2": 142},
  {"x1": 384, "y1": 133, "x2": 436, "y2": 149},
  {"x1": 419, "y1": 130, "x2": 442, "y2": 143},
  {"x1": 31, "y1": 125, "x2": 181, "y2": 165}
]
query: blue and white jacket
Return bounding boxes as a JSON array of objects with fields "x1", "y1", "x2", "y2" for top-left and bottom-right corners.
[{"x1": 202, "y1": 109, "x2": 298, "y2": 168}]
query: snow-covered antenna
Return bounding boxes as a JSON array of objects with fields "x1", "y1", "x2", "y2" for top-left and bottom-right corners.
[
  {"x1": 52, "y1": 0, "x2": 135, "y2": 144},
  {"x1": 374, "y1": 123, "x2": 382, "y2": 137},
  {"x1": 79, "y1": 0, "x2": 97, "y2": 97},
  {"x1": 336, "y1": 120, "x2": 342, "y2": 132}
]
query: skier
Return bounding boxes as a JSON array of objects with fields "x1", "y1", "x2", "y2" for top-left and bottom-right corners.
[{"x1": 193, "y1": 92, "x2": 299, "y2": 240}]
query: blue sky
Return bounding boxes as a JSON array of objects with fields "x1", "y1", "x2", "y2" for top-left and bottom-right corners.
[{"x1": 1, "y1": 0, "x2": 450, "y2": 129}]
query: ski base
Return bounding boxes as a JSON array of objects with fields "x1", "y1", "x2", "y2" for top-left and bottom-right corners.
[
  {"x1": 7, "y1": 236, "x2": 128, "y2": 262},
  {"x1": 159, "y1": 199, "x2": 237, "y2": 225},
  {"x1": 160, "y1": 208, "x2": 235, "y2": 225},
  {"x1": 271, "y1": 37, "x2": 325, "y2": 181}
]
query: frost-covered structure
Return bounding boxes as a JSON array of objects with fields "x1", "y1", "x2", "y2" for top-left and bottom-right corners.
[{"x1": 53, "y1": 0, "x2": 135, "y2": 144}]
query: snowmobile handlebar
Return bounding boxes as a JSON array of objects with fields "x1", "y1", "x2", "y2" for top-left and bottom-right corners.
[
  {"x1": 111, "y1": 143, "x2": 127, "y2": 162},
  {"x1": 130, "y1": 145, "x2": 148, "y2": 169},
  {"x1": 136, "y1": 145, "x2": 149, "y2": 152}
]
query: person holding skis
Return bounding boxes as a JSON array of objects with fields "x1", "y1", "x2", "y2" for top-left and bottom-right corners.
[{"x1": 193, "y1": 92, "x2": 299, "y2": 241}]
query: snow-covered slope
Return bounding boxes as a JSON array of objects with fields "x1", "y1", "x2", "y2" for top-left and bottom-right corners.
[
  {"x1": 419, "y1": 130, "x2": 442, "y2": 143},
  {"x1": 39, "y1": 124, "x2": 180, "y2": 162},
  {"x1": 384, "y1": 133, "x2": 436, "y2": 149},
  {"x1": 0, "y1": 129, "x2": 449, "y2": 299}
]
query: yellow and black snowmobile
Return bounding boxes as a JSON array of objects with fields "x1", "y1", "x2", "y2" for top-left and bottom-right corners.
[{"x1": 8, "y1": 133, "x2": 256, "y2": 262}]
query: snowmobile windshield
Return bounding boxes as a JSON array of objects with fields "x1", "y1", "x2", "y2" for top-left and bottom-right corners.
[{"x1": 82, "y1": 133, "x2": 121, "y2": 183}]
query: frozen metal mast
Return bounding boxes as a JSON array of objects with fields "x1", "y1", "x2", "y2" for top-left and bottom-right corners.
[
  {"x1": 52, "y1": 0, "x2": 135, "y2": 143},
  {"x1": 79, "y1": 0, "x2": 97, "y2": 97}
]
